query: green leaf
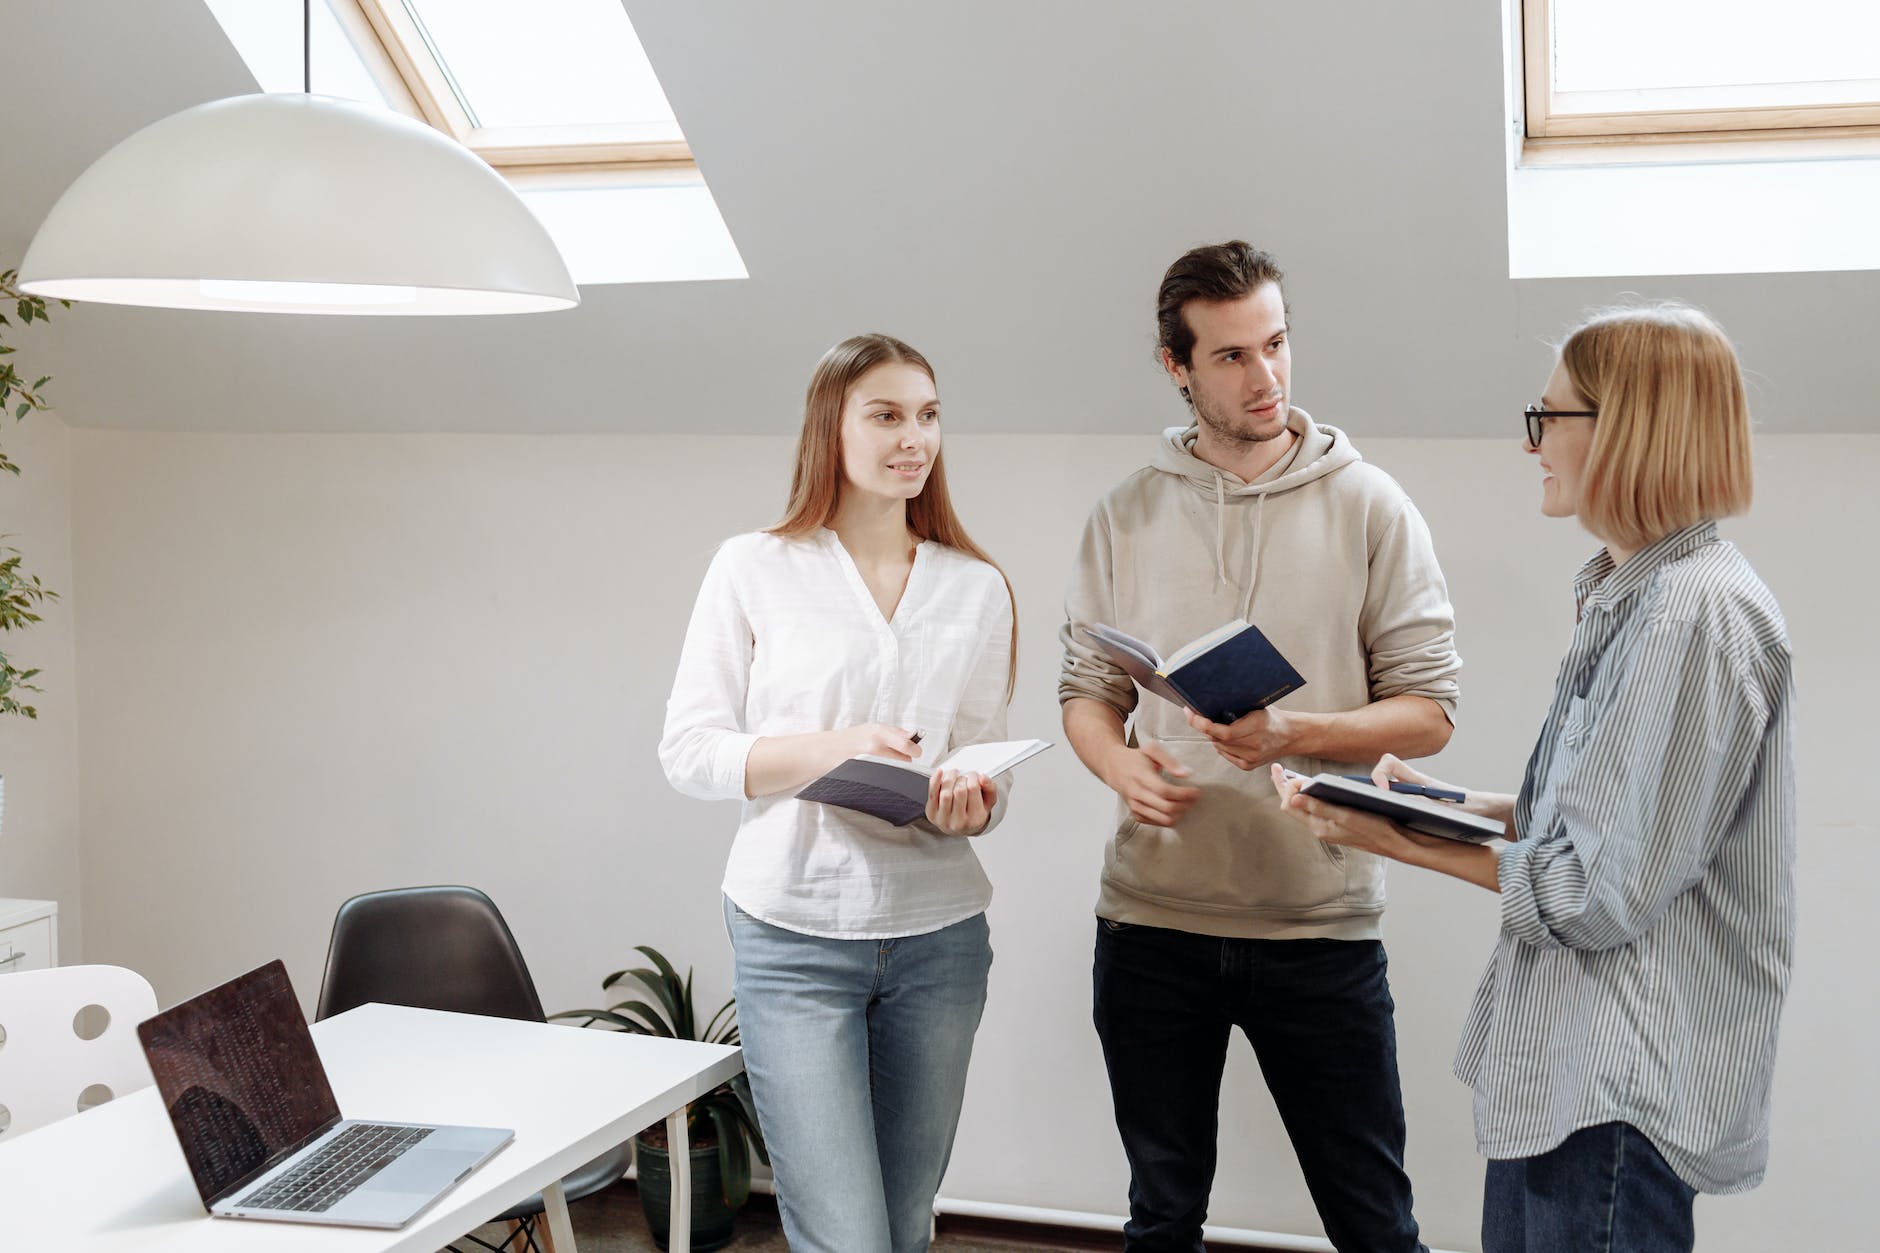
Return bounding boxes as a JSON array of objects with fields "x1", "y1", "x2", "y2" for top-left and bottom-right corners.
[
  {"x1": 631, "y1": 946, "x2": 692, "y2": 1037},
  {"x1": 14, "y1": 403, "x2": 26, "y2": 420},
  {"x1": 705, "y1": 1102, "x2": 751, "y2": 1209},
  {"x1": 612, "y1": 966, "x2": 678, "y2": 1029},
  {"x1": 700, "y1": 997, "x2": 736, "y2": 1045},
  {"x1": 601, "y1": 998, "x2": 676, "y2": 1037}
]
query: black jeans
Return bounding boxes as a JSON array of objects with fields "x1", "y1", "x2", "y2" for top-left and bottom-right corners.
[
  {"x1": 1483, "y1": 1122, "x2": 1697, "y2": 1253},
  {"x1": 1092, "y1": 919, "x2": 1426, "y2": 1253}
]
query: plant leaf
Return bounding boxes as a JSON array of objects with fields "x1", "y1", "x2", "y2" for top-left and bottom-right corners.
[
  {"x1": 632, "y1": 946, "x2": 693, "y2": 1038},
  {"x1": 603, "y1": 998, "x2": 678, "y2": 1037},
  {"x1": 705, "y1": 1102, "x2": 751, "y2": 1209},
  {"x1": 546, "y1": 1007, "x2": 658, "y2": 1034},
  {"x1": 615, "y1": 965, "x2": 682, "y2": 1033},
  {"x1": 700, "y1": 997, "x2": 736, "y2": 1045}
]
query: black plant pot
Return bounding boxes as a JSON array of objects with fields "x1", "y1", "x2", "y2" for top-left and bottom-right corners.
[{"x1": 635, "y1": 1134, "x2": 735, "y2": 1252}]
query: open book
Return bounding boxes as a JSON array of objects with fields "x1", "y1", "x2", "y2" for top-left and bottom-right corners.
[
  {"x1": 796, "y1": 739, "x2": 1052, "y2": 827},
  {"x1": 1291, "y1": 772, "x2": 1505, "y2": 844},
  {"x1": 1085, "y1": 621, "x2": 1305, "y2": 724}
]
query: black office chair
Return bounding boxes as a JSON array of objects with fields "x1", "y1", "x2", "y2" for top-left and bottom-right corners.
[{"x1": 316, "y1": 885, "x2": 631, "y2": 1253}]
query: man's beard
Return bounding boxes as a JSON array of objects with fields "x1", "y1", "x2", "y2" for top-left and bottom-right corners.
[{"x1": 1191, "y1": 384, "x2": 1288, "y2": 446}]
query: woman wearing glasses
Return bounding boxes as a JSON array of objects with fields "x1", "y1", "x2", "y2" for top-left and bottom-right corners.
[
  {"x1": 1274, "y1": 303, "x2": 1794, "y2": 1253},
  {"x1": 660, "y1": 333, "x2": 1015, "y2": 1253}
]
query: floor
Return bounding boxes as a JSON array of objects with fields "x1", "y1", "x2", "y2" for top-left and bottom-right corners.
[{"x1": 460, "y1": 1181, "x2": 1090, "y2": 1252}]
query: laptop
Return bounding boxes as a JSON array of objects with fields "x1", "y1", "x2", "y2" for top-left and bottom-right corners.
[{"x1": 137, "y1": 959, "x2": 513, "y2": 1229}]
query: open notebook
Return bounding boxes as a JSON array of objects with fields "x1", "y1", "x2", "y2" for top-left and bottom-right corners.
[{"x1": 796, "y1": 739, "x2": 1052, "y2": 826}]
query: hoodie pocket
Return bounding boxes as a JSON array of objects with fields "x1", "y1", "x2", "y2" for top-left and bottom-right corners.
[
  {"x1": 1106, "y1": 740, "x2": 1364, "y2": 916},
  {"x1": 1115, "y1": 816, "x2": 1146, "y2": 851}
]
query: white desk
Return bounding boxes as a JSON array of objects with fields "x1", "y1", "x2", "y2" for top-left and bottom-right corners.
[{"x1": 0, "y1": 1003, "x2": 743, "y2": 1252}]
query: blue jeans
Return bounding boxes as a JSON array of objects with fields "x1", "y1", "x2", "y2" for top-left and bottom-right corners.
[
  {"x1": 1483, "y1": 1122, "x2": 1696, "y2": 1253},
  {"x1": 724, "y1": 898, "x2": 992, "y2": 1253},
  {"x1": 1092, "y1": 920, "x2": 1426, "y2": 1253}
]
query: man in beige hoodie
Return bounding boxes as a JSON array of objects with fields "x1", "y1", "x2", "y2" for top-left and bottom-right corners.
[{"x1": 1059, "y1": 241, "x2": 1458, "y2": 1253}]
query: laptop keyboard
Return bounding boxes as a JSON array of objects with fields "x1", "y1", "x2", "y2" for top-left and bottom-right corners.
[{"x1": 242, "y1": 1123, "x2": 435, "y2": 1213}]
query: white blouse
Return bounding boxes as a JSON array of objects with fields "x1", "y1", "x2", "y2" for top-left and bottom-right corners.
[{"x1": 659, "y1": 529, "x2": 1014, "y2": 938}]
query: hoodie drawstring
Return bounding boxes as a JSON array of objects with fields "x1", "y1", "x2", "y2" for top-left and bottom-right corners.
[
  {"x1": 1243, "y1": 494, "x2": 1265, "y2": 622},
  {"x1": 1213, "y1": 471, "x2": 1227, "y2": 587},
  {"x1": 1212, "y1": 470, "x2": 1265, "y2": 620}
]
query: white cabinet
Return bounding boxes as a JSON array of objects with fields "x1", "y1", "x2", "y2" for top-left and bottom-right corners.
[{"x1": 0, "y1": 899, "x2": 57, "y2": 973}]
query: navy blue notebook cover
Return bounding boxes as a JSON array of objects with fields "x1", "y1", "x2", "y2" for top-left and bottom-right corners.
[
  {"x1": 1090, "y1": 621, "x2": 1306, "y2": 724},
  {"x1": 1161, "y1": 623, "x2": 1306, "y2": 723},
  {"x1": 796, "y1": 758, "x2": 929, "y2": 826}
]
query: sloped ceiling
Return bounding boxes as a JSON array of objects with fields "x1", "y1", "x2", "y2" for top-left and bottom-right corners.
[{"x1": 2, "y1": 1, "x2": 1873, "y2": 435}]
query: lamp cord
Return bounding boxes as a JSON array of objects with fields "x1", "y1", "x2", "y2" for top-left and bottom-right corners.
[{"x1": 303, "y1": 0, "x2": 311, "y2": 94}]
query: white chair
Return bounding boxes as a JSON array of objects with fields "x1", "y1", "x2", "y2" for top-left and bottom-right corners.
[{"x1": 0, "y1": 964, "x2": 158, "y2": 1140}]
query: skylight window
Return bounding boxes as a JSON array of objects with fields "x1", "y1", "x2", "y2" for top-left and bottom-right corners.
[
  {"x1": 1523, "y1": 0, "x2": 1880, "y2": 143},
  {"x1": 359, "y1": 0, "x2": 692, "y2": 168},
  {"x1": 201, "y1": 0, "x2": 744, "y2": 284},
  {"x1": 1505, "y1": 0, "x2": 1880, "y2": 278},
  {"x1": 400, "y1": 0, "x2": 678, "y2": 133}
]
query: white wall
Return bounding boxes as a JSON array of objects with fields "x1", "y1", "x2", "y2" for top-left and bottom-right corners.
[
  {"x1": 68, "y1": 427, "x2": 1874, "y2": 1251},
  {"x1": 0, "y1": 410, "x2": 82, "y2": 948}
]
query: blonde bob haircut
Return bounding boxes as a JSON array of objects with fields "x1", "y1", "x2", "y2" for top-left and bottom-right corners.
[{"x1": 1559, "y1": 302, "x2": 1754, "y2": 554}]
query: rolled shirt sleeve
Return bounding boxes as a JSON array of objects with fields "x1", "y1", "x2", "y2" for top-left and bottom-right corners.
[
  {"x1": 1358, "y1": 500, "x2": 1461, "y2": 722},
  {"x1": 1499, "y1": 618, "x2": 1768, "y2": 952},
  {"x1": 659, "y1": 542, "x2": 762, "y2": 801},
  {"x1": 1058, "y1": 506, "x2": 1139, "y2": 717}
]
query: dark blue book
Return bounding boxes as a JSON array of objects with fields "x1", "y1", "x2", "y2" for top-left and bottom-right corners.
[
  {"x1": 1085, "y1": 621, "x2": 1306, "y2": 724},
  {"x1": 796, "y1": 740, "x2": 1052, "y2": 826}
]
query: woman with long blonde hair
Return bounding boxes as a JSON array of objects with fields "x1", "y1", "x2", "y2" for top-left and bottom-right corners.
[
  {"x1": 660, "y1": 334, "x2": 1017, "y2": 1252},
  {"x1": 1275, "y1": 303, "x2": 1794, "y2": 1253}
]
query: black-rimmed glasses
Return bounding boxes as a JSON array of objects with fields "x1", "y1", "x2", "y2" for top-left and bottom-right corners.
[{"x1": 1524, "y1": 402, "x2": 1597, "y2": 449}]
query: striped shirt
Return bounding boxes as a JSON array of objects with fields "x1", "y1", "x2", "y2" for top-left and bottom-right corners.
[
  {"x1": 1454, "y1": 522, "x2": 1796, "y2": 1194},
  {"x1": 659, "y1": 529, "x2": 1013, "y2": 939}
]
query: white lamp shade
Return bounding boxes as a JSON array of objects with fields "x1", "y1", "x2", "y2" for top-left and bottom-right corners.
[{"x1": 18, "y1": 93, "x2": 578, "y2": 315}]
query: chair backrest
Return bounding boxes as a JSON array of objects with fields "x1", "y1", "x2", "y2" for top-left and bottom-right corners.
[
  {"x1": 0, "y1": 964, "x2": 158, "y2": 1140},
  {"x1": 315, "y1": 885, "x2": 546, "y2": 1023}
]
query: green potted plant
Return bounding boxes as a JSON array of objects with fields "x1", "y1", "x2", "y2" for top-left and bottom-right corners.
[
  {"x1": 0, "y1": 269, "x2": 63, "y2": 721},
  {"x1": 553, "y1": 945, "x2": 766, "y2": 1252}
]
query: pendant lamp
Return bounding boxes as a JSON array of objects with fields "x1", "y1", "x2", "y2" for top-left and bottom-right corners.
[{"x1": 17, "y1": 5, "x2": 577, "y2": 316}]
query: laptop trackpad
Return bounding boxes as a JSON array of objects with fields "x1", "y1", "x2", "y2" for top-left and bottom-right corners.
[{"x1": 377, "y1": 1147, "x2": 487, "y2": 1191}]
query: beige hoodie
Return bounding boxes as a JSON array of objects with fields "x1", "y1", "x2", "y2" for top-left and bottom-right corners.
[{"x1": 1059, "y1": 411, "x2": 1460, "y2": 940}]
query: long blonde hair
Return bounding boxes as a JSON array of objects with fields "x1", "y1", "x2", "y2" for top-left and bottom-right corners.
[
  {"x1": 1562, "y1": 303, "x2": 1754, "y2": 553},
  {"x1": 769, "y1": 334, "x2": 1017, "y2": 694}
]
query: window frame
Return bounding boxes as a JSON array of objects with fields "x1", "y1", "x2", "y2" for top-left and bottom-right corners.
[
  {"x1": 1520, "y1": 0, "x2": 1880, "y2": 153},
  {"x1": 333, "y1": 0, "x2": 695, "y2": 177}
]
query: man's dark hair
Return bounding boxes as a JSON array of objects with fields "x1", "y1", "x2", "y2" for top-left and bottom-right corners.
[{"x1": 1155, "y1": 241, "x2": 1288, "y2": 369}]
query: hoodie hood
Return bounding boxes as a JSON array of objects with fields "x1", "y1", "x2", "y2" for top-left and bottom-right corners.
[
  {"x1": 1151, "y1": 407, "x2": 1359, "y2": 495},
  {"x1": 1151, "y1": 407, "x2": 1361, "y2": 612}
]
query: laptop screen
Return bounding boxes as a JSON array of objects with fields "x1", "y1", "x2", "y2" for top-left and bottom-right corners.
[{"x1": 138, "y1": 959, "x2": 343, "y2": 1207}]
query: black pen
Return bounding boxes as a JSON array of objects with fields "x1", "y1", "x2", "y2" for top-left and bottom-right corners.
[{"x1": 1339, "y1": 774, "x2": 1467, "y2": 804}]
